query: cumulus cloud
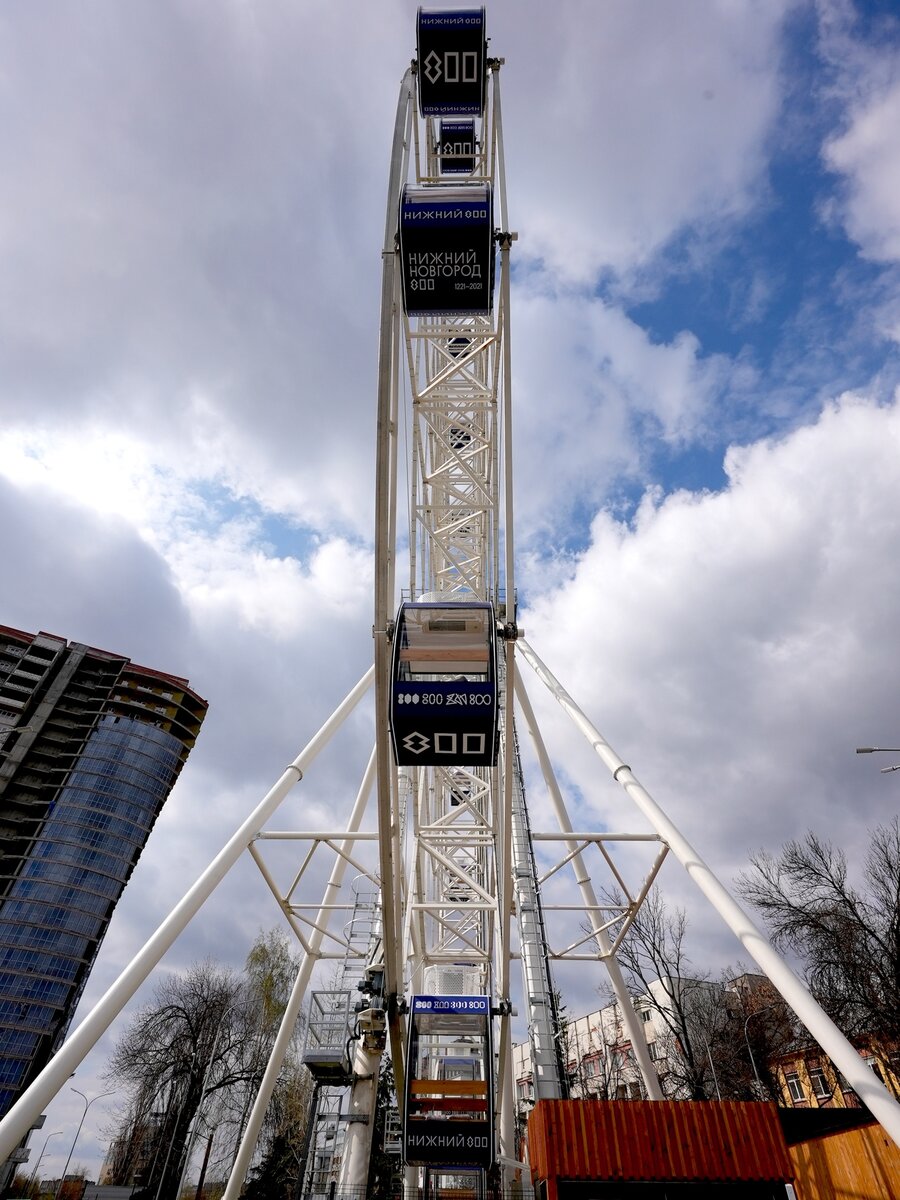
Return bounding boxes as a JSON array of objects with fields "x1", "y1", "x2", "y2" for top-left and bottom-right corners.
[
  {"x1": 0, "y1": 474, "x2": 191, "y2": 669},
  {"x1": 523, "y1": 394, "x2": 900, "y2": 967},
  {"x1": 0, "y1": 424, "x2": 373, "y2": 637},
  {"x1": 500, "y1": 0, "x2": 792, "y2": 284},
  {"x1": 824, "y1": 77, "x2": 900, "y2": 264},
  {"x1": 0, "y1": 0, "x2": 409, "y2": 534},
  {"x1": 0, "y1": 0, "x2": 795, "y2": 551},
  {"x1": 512, "y1": 283, "x2": 733, "y2": 541},
  {"x1": 814, "y1": 0, "x2": 900, "y2": 345}
]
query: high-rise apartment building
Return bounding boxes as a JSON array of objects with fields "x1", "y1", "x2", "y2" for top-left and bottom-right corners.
[{"x1": 0, "y1": 625, "x2": 207, "y2": 1131}]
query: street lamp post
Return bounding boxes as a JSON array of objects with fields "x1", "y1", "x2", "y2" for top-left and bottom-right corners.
[
  {"x1": 53, "y1": 1089, "x2": 114, "y2": 1200},
  {"x1": 26, "y1": 1130, "x2": 63, "y2": 1195},
  {"x1": 856, "y1": 747, "x2": 900, "y2": 773},
  {"x1": 743, "y1": 1006, "x2": 774, "y2": 1099},
  {"x1": 702, "y1": 1039, "x2": 722, "y2": 1102}
]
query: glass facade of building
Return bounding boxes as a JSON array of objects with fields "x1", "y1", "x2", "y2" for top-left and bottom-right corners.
[
  {"x1": 0, "y1": 627, "x2": 206, "y2": 1124},
  {"x1": 0, "y1": 717, "x2": 185, "y2": 1112}
]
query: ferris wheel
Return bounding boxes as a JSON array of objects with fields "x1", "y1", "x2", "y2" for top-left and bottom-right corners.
[
  {"x1": 367, "y1": 13, "x2": 665, "y2": 1195},
  {"x1": 4, "y1": 9, "x2": 900, "y2": 1200},
  {"x1": 372, "y1": 8, "x2": 553, "y2": 1189},
  {"x1": 308, "y1": 11, "x2": 900, "y2": 1190}
]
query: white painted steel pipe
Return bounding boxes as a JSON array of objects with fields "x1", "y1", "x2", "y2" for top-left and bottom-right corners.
[
  {"x1": 518, "y1": 638, "x2": 900, "y2": 1147},
  {"x1": 495, "y1": 66, "x2": 520, "y2": 1173},
  {"x1": 337, "y1": 1038, "x2": 382, "y2": 1193},
  {"x1": 0, "y1": 666, "x2": 375, "y2": 1162},
  {"x1": 496, "y1": 640, "x2": 516, "y2": 1164},
  {"x1": 373, "y1": 68, "x2": 413, "y2": 1102}
]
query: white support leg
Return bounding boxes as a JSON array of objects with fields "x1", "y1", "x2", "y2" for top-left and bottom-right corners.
[
  {"x1": 519, "y1": 637, "x2": 900, "y2": 1148},
  {"x1": 336, "y1": 1038, "x2": 383, "y2": 1194}
]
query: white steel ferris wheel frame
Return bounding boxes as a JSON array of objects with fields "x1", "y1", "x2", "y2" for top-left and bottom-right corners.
[
  {"x1": 371, "y1": 49, "x2": 900, "y2": 1180},
  {"x1": 4, "y1": 32, "x2": 900, "y2": 1200},
  {"x1": 372, "y1": 62, "x2": 519, "y2": 1172}
]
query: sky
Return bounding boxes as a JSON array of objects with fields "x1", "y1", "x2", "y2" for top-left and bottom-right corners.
[{"x1": 2, "y1": 0, "x2": 900, "y2": 1181}]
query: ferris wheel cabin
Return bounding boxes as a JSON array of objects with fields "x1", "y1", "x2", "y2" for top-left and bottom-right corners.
[
  {"x1": 399, "y1": 183, "x2": 495, "y2": 316},
  {"x1": 390, "y1": 601, "x2": 499, "y2": 768},
  {"x1": 403, "y1": 994, "x2": 494, "y2": 1169},
  {"x1": 438, "y1": 119, "x2": 477, "y2": 175},
  {"x1": 416, "y1": 7, "x2": 487, "y2": 118}
]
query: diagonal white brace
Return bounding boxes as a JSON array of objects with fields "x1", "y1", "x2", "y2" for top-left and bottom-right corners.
[
  {"x1": 0, "y1": 666, "x2": 375, "y2": 1160},
  {"x1": 518, "y1": 636, "x2": 900, "y2": 1148}
]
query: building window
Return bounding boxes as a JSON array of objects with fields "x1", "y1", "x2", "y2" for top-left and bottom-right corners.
[
  {"x1": 516, "y1": 1076, "x2": 533, "y2": 1103},
  {"x1": 583, "y1": 1054, "x2": 602, "y2": 1077},
  {"x1": 647, "y1": 1041, "x2": 661, "y2": 1061},
  {"x1": 808, "y1": 1066, "x2": 830, "y2": 1100},
  {"x1": 835, "y1": 1068, "x2": 851, "y2": 1093},
  {"x1": 640, "y1": 1009, "x2": 652, "y2": 1022},
  {"x1": 785, "y1": 1071, "x2": 805, "y2": 1103}
]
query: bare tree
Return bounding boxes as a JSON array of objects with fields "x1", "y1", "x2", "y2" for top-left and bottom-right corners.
[
  {"x1": 103, "y1": 930, "x2": 311, "y2": 1200},
  {"x1": 210, "y1": 929, "x2": 303, "y2": 1167},
  {"x1": 601, "y1": 889, "x2": 721, "y2": 1099},
  {"x1": 597, "y1": 890, "x2": 796, "y2": 1101},
  {"x1": 714, "y1": 970, "x2": 796, "y2": 1101},
  {"x1": 105, "y1": 961, "x2": 242, "y2": 1200},
  {"x1": 565, "y1": 1002, "x2": 641, "y2": 1101},
  {"x1": 740, "y1": 819, "x2": 900, "y2": 1064},
  {"x1": 100, "y1": 1081, "x2": 161, "y2": 1188},
  {"x1": 238, "y1": 1060, "x2": 313, "y2": 1200}
]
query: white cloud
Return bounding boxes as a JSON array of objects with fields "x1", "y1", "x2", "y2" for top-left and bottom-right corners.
[
  {"x1": 0, "y1": 426, "x2": 373, "y2": 643},
  {"x1": 0, "y1": 0, "x2": 408, "y2": 536},
  {"x1": 499, "y1": 0, "x2": 792, "y2": 284},
  {"x1": 0, "y1": 0, "x2": 793, "y2": 557},
  {"x1": 167, "y1": 524, "x2": 372, "y2": 639},
  {"x1": 513, "y1": 283, "x2": 733, "y2": 539},
  {"x1": 824, "y1": 77, "x2": 900, "y2": 264},
  {"x1": 522, "y1": 394, "x2": 900, "y2": 962}
]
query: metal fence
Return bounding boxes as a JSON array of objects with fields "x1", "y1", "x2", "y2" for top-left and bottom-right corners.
[{"x1": 300, "y1": 1185, "x2": 535, "y2": 1200}]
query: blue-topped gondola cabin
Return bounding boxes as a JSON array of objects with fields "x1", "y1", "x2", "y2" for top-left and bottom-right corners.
[{"x1": 390, "y1": 601, "x2": 499, "y2": 768}]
